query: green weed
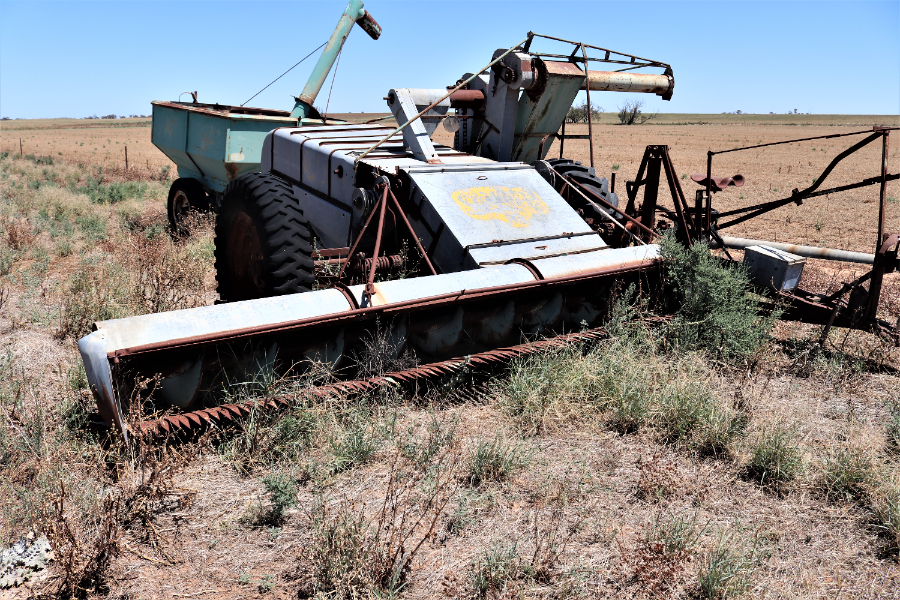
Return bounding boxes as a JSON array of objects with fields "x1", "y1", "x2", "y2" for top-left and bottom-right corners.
[
  {"x1": 466, "y1": 437, "x2": 529, "y2": 487},
  {"x1": 745, "y1": 424, "x2": 803, "y2": 489},
  {"x1": 698, "y1": 534, "x2": 757, "y2": 599},
  {"x1": 821, "y1": 445, "x2": 874, "y2": 504}
]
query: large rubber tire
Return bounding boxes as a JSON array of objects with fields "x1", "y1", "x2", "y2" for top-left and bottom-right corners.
[
  {"x1": 214, "y1": 173, "x2": 315, "y2": 302},
  {"x1": 167, "y1": 178, "x2": 210, "y2": 235},
  {"x1": 535, "y1": 159, "x2": 619, "y2": 221}
]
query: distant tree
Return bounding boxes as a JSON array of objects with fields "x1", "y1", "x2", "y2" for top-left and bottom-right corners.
[
  {"x1": 617, "y1": 99, "x2": 658, "y2": 125},
  {"x1": 566, "y1": 100, "x2": 604, "y2": 124}
]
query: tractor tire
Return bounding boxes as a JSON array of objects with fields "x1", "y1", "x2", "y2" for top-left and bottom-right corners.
[
  {"x1": 167, "y1": 178, "x2": 210, "y2": 235},
  {"x1": 214, "y1": 172, "x2": 315, "y2": 302},
  {"x1": 534, "y1": 159, "x2": 619, "y2": 221}
]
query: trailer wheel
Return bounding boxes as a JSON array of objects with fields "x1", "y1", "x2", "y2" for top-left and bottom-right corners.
[
  {"x1": 167, "y1": 178, "x2": 210, "y2": 235},
  {"x1": 214, "y1": 173, "x2": 315, "y2": 302}
]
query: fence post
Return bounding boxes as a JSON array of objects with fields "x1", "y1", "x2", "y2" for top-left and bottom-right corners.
[
  {"x1": 19, "y1": 139, "x2": 23, "y2": 157},
  {"x1": 125, "y1": 145, "x2": 128, "y2": 171}
]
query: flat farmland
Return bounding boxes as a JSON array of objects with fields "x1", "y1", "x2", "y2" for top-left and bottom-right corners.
[{"x1": 2, "y1": 113, "x2": 900, "y2": 599}]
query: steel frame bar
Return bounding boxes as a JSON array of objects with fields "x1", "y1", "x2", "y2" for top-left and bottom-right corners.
[
  {"x1": 387, "y1": 187, "x2": 437, "y2": 276},
  {"x1": 581, "y1": 43, "x2": 595, "y2": 169},
  {"x1": 525, "y1": 32, "x2": 671, "y2": 69},
  {"x1": 111, "y1": 259, "x2": 657, "y2": 359},
  {"x1": 703, "y1": 127, "x2": 899, "y2": 343}
]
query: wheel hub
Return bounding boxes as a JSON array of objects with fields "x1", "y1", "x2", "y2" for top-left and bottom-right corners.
[{"x1": 226, "y1": 211, "x2": 266, "y2": 299}]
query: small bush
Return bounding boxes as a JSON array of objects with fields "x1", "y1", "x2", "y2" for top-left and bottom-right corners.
[
  {"x1": 745, "y1": 424, "x2": 802, "y2": 489},
  {"x1": 660, "y1": 232, "x2": 778, "y2": 363},
  {"x1": 254, "y1": 470, "x2": 297, "y2": 525},
  {"x1": 75, "y1": 213, "x2": 107, "y2": 241},
  {"x1": 466, "y1": 437, "x2": 529, "y2": 487}
]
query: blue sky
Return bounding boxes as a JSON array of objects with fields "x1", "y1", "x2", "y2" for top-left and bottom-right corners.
[{"x1": 1, "y1": 0, "x2": 898, "y2": 119}]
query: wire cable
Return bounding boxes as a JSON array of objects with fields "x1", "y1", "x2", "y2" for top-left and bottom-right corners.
[
  {"x1": 323, "y1": 47, "x2": 343, "y2": 117},
  {"x1": 241, "y1": 41, "x2": 327, "y2": 107}
]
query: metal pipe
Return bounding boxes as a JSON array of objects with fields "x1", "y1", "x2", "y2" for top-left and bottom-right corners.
[
  {"x1": 583, "y1": 71, "x2": 674, "y2": 97},
  {"x1": 717, "y1": 236, "x2": 875, "y2": 265},
  {"x1": 291, "y1": 0, "x2": 378, "y2": 119},
  {"x1": 581, "y1": 45, "x2": 595, "y2": 169}
]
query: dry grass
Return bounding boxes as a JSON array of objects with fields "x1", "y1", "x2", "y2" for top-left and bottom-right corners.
[{"x1": 1, "y1": 119, "x2": 900, "y2": 599}]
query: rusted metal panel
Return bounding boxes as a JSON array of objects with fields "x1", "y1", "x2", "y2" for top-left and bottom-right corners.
[{"x1": 511, "y1": 59, "x2": 587, "y2": 164}]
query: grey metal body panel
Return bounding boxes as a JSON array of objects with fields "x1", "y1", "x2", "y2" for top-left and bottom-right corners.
[
  {"x1": 260, "y1": 124, "x2": 502, "y2": 250},
  {"x1": 96, "y1": 288, "x2": 353, "y2": 353},
  {"x1": 402, "y1": 164, "x2": 605, "y2": 271}
]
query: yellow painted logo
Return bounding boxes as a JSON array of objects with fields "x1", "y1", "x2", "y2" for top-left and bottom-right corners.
[{"x1": 451, "y1": 186, "x2": 549, "y2": 228}]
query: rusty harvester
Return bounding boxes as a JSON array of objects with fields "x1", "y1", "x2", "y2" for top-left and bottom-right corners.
[{"x1": 77, "y1": 2, "x2": 898, "y2": 440}]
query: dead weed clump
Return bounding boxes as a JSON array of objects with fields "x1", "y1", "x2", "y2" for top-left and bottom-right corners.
[
  {"x1": 0, "y1": 214, "x2": 36, "y2": 250},
  {"x1": 124, "y1": 230, "x2": 208, "y2": 315},
  {"x1": 466, "y1": 509, "x2": 574, "y2": 598},
  {"x1": 1, "y1": 358, "x2": 202, "y2": 598},
  {"x1": 637, "y1": 452, "x2": 683, "y2": 502},
  {"x1": 618, "y1": 512, "x2": 706, "y2": 598},
  {"x1": 55, "y1": 222, "x2": 212, "y2": 339},
  {"x1": 296, "y1": 450, "x2": 458, "y2": 598}
]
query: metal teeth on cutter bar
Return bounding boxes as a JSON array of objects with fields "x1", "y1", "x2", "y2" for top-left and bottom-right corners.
[{"x1": 137, "y1": 327, "x2": 607, "y2": 437}]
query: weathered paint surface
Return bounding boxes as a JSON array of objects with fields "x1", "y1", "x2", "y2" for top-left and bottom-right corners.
[
  {"x1": 511, "y1": 60, "x2": 587, "y2": 164},
  {"x1": 451, "y1": 186, "x2": 550, "y2": 228},
  {"x1": 151, "y1": 101, "x2": 296, "y2": 192}
]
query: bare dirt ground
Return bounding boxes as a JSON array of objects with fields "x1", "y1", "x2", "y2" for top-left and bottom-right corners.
[{"x1": 1, "y1": 114, "x2": 900, "y2": 600}]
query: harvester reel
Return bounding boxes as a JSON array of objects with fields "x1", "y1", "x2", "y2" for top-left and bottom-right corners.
[
  {"x1": 167, "y1": 178, "x2": 210, "y2": 235},
  {"x1": 214, "y1": 173, "x2": 315, "y2": 302}
]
